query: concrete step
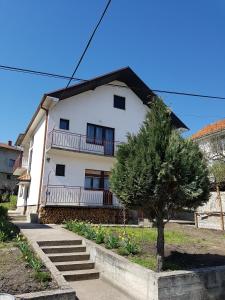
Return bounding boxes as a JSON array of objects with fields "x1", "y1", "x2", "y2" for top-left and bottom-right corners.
[
  {"x1": 62, "y1": 269, "x2": 100, "y2": 281},
  {"x1": 38, "y1": 240, "x2": 82, "y2": 247},
  {"x1": 48, "y1": 252, "x2": 90, "y2": 262},
  {"x1": 9, "y1": 215, "x2": 27, "y2": 221},
  {"x1": 55, "y1": 260, "x2": 95, "y2": 271},
  {"x1": 42, "y1": 245, "x2": 86, "y2": 254}
]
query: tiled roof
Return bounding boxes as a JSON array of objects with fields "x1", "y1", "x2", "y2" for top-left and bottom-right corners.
[
  {"x1": 18, "y1": 173, "x2": 31, "y2": 181},
  {"x1": 0, "y1": 142, "x2": 20, "y2": 151},
  {"x1": 192, "y1": 119, "x2": 225, "y2": 140}
]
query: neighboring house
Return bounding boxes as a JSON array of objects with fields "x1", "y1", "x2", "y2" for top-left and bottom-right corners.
[
  {"x1": 0, "y1": 141, "x2": 20, "y2": 193},
  {"x1": 13, "y1": 67, "x2": 187, "y2": 223},
  {"x1": 192, "y1": 119, "x2": 225, "y2": 230}
]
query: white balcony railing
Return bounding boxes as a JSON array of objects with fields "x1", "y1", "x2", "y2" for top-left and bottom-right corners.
[
  {"x1": 44, "y1": 185, "x2": 122, "y2": 208},
  {"x1": 46, "y1": 129, "x2": 123, "y2": 157}
]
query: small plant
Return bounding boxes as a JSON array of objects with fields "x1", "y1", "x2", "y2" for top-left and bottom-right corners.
[
  {"x1": 94, "y1": 225, "x2": 106, "y2": 244},
  {"x1": 16, "y1": 234, "x2": 51, "y2": 283},
  {"x1": 118, "y1": 232, "x2": 140, "y2": 255},
  {"x1": 104, "y1": 233, "x2": 120, "y2": 249}
]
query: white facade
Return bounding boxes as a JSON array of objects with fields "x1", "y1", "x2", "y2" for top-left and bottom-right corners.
[
  {"x1": 14, "y1": 69, "x2": 186, "y2": 216},
  {"x1": 15, "y1": 79, "x2": 150, "y2": 212}
]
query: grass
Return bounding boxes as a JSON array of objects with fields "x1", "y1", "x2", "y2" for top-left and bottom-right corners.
[
  {"x1": 0, "y1": 195, "x2": 17, "y2": 210},
  {"x1": 105, "y1": 226, "x2": 196, "y2": 271},
  {"x1": 106, "y1": 226, "x2": 195, "y2": 245}
]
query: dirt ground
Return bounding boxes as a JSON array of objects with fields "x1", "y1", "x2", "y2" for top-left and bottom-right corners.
[
  {"x1": 163, "y1": 223, "x2": 225, "y2": 269},
  {"x1": 0, "y1": 244, "x2": 58, "y2": 295}
]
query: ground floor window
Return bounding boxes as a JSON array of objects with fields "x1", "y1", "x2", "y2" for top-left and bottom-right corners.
[{"x1": 84, "y1": 169, "x2": 110, "y2": 190}]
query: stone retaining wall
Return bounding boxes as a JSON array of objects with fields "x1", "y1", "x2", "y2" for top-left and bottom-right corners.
[
  {"x1": 39, "y1": 206, "x2": 125, "y2": 224},
  {"x1": 196, "y1": 192, "x2": 225, "y2": 230}
]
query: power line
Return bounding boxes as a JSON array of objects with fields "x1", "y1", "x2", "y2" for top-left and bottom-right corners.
[
  {"x1": 65, "y1": 0, "x2": 112, "y2": 89},
  {"x1": 1, "y1": 64, "x2": 225, "y2": 101}
]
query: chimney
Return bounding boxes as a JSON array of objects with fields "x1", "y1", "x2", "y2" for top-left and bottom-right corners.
[{"x1": 8, "y1": 140, "x2": 12, "y2": 146}]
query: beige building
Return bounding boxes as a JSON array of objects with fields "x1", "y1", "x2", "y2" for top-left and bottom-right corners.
[{"x1": 0, "y1": 141, "x2": 20, "y2": 193}]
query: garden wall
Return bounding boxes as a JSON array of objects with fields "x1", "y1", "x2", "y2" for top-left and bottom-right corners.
[
  {"x1": 64, "y1": 228, "x2": 225, "y2": 300},
  {"x1": 39, "y1": 206, "x2": 125, "y2": 224}
]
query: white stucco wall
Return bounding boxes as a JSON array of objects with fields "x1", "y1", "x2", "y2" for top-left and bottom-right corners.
[
  {"x1": 43, "y1": 150, "x2": 114, "y2": 187},
  {"x1": 47, "y1": 81, "x2": 149, "y2": 143},
  {"x1": 26, "y1": 116, "x2": 46, "y2": 206}
]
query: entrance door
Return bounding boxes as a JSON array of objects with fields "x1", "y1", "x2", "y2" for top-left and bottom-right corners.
[{"x1": 104, "y1": 128, "x2": 114, "y2": 156}]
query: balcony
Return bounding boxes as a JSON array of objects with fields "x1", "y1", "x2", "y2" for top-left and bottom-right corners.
[
  {"x1": 46, "y1": 129, "x2": 122, "y2": 157},
  {"x1": 13, "y1": 153, "x2": 28, "y2": 176},
  {"x1": 43, "y1": 185, "x2": 122, "y2": 208}
]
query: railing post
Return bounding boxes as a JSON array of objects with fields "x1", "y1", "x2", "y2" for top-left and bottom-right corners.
[
  {"x1": 78, "y1": 134, "x2": 81, "y2": 152},
  {"x1": 78, "y1": 187, "x2": 81, "y2": 206}
]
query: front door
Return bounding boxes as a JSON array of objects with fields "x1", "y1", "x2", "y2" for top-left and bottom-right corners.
[{"x1": 104, "y1": 128, "x2": 114, "y2": 156}]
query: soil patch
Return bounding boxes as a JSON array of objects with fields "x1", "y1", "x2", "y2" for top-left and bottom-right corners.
[{"x1": 0, "y1": 244, "x2": 58, "y2": 295}]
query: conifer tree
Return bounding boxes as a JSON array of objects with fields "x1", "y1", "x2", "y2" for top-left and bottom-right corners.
[{"x1": 110, "y1": 98, "x2": 210, "y2": 271}]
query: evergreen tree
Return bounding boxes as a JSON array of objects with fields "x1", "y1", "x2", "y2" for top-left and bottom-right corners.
[{"x1": 110, "y1": 98, "x2": 210, "y2": 271}]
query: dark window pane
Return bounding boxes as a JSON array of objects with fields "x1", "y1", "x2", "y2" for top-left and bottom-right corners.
[
  {"x1": 104, "y1": 177, "x2": 109, "y2": 190},
  {"x1": 87, "y1": 124, "x2": 95, "y2": 143},
  {"x1": 95, "y1": 127, "x2": 103, "y2": 145},
  {"x1": 85, "y1": 177, "x2": 92, "y2": 189},
  {"x1": 93, "y1": 177, "x2": 101, "y2": 189},
  {"x1": 60, "y1": 119, "x2": 69, "y2": 130},
  {"x1": 56, "y1": 164, "x2": 65, "y2": 176},
  {"x1": 114, "y1": 95, "x2": 126, "y2": 110},
  {"x1": 8, "y1": 159, "x2": 15, "y2": 168}
]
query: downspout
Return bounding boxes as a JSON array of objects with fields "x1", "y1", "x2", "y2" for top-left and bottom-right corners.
[{"x1": 36, "y1": 106, "x2": 49, "y2": 214}]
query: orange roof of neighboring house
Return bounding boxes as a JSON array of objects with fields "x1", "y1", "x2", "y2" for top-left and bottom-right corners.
[
  {"x1": 192, "y1": 119, "x2": 225, "y2": 140},
  {"x1": 18, "y1": 173, "x2": 31, "y2": 182},
  {"x1": 0, "y1": 142, "x2": 20, "y2": 151}
]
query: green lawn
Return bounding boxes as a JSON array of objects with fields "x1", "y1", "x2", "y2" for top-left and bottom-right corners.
[
  {"x1": 105, "y1": 226, "x2": 202, "y2": 271},
  {"x1": 0, "y1": 195, "x2": 17, "y2": 210}
]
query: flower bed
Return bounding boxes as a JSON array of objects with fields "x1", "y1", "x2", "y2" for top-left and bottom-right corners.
[{"x1": 65, "y1": 220, "x2": 140, "y2": 256}]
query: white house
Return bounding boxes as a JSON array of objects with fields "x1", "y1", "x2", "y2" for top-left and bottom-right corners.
[
  {"x1": 192, "y1": 119, "x2": 225, "y2": 230},
  {"x1": 13, "y1": 67, "x2": 187, "y2": 223}
]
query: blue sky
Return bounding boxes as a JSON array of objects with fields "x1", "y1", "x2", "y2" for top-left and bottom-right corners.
[{"x1": 0, "y1": 0, "x2": 225, "y2": 143}]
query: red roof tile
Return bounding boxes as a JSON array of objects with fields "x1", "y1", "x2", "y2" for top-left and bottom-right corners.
[
  {"x1": 192, "y1": 119, "x2": 225, "y2": 140},
  {"x1": 0, "y1": 142, "x2": 20, "y2": 151}
]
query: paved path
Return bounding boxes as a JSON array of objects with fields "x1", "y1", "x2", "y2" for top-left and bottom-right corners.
[{"x1": 15, "y1": 222, "x2": 131, "y2": 300}]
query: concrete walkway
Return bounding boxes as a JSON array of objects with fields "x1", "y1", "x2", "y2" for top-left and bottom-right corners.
[{"x1": 15, "y1": 222, "x2": 131, "y2": 300}]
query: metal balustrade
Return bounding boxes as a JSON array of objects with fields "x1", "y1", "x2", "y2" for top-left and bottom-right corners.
[
  {"x1": 45, "y1": 185, "x2": 122, "y2": 207},
  {"x1": 46, "y1": 129, "x2": 122, "y2": 157}
]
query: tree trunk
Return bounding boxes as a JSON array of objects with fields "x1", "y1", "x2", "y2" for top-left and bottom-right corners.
[{"x1": 156, "y1": 216, "x2": 165, "y2": 272}]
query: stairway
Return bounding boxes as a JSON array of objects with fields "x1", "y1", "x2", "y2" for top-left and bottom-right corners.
[
  {"x1": 38, "y1": 240, "x2": 99, "y2": 282},
  {"x1": 8, "y1": 210, "x2": 27, "y2": 222}
]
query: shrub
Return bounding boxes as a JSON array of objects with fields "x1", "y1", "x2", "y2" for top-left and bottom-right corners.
[
  {"x1": 0, "y1": 206, "x2": 8, "y2": 220},
  {"x1": 0, "y1": 218, "x2": 18, "y2": 242}
]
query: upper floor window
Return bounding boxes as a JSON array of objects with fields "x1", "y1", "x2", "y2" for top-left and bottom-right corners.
[
  {"x1": 8, "y1": 159, "x2": 15, "y2": 168},
  {"x1": 60, "y1": 118, "x2": 70, "y2": 130},
  {"x1": 114, "y1": 95, "x2": 126, "y2": 110},
  {"x1": 56, "y1": 164, "x2": 65, "y2": 176}
]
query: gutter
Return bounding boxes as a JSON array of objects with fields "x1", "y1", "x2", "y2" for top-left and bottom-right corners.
[{"x1": 36, "y1": 105, "x2": 49, "y2": 214}]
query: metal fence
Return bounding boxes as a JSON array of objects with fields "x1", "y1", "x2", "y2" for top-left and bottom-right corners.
[
  {"x1": 45, "y1": 185, "x2": 122, "y2": 207},
  {"x1": 46, "y1": 129, "x2": 122, "y2": 157}
]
